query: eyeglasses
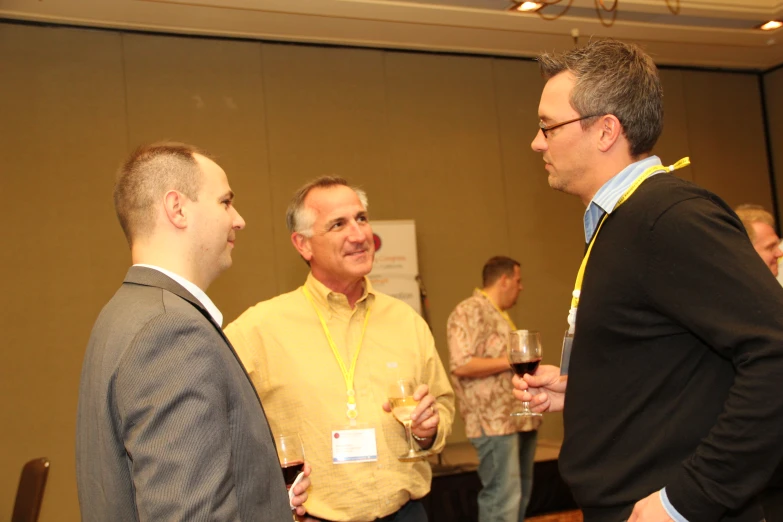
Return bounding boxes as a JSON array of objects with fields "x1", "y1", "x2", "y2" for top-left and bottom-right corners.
[{"x1": 539, "y1": 114, "x2": 601, "y2": 138}]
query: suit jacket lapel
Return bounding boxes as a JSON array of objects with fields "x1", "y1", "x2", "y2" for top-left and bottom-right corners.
[
  {"x1": 123, "y1": 266, "x2": 233, "y2": 342},
  {"x1": 122, "y1": 266, "x2": 271, "y2": 415}
]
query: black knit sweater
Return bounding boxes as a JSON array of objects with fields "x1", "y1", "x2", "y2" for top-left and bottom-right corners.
[{"x1": 560, "y1": 174, "x2": 783, "y2": 522}]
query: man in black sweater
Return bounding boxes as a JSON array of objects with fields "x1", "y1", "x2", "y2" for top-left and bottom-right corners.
[{"x1": 513, "y1": 39, "x2": 783, "y2": 522}]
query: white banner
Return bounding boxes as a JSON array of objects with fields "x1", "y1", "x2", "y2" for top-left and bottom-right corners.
[{"x1": 369, "y1": 220, "x2": 421, "y2": 315}]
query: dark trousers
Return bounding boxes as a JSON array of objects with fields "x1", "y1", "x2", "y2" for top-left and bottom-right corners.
[
  {"x1": 310, "y1": 500, "x2": 427, "y2": 522},
  {"x1": 762, "y1": 487, "x2": 783, "y2": 522}
]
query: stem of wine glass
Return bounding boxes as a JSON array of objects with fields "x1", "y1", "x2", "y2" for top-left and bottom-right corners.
[{"x1": 404, "y1": 419, "x2": 415, "y2": 454}]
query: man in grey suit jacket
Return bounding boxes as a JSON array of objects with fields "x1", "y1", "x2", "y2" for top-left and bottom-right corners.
[{"x1": 76, "y1": 142, "x2": 310, "y2": 521}]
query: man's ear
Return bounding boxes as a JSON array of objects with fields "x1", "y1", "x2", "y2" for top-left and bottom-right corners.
[
  {"x1": 596, "y1": 114, "x2": 623, "y2": 153},
  {"x1": 291, "y1": 232, "x2": 313, "y2": 262},
  {"x1": 163, "y1": 190, "x2": 188, "y2": 230}
]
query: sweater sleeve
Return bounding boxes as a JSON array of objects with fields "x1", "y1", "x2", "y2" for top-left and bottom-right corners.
[{"x1": 645, "y1": 195, "x2": 783, "y2": 520}]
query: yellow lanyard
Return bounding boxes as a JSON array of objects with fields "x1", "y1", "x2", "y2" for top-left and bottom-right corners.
[
  {"x1": 302, "y1": 286, "x2": 372, "y2": 420},
  {"x1": 477, "y1": 289, "x2": 517, "y2": 330},
  {"x1": 571, "y1": 157, "x2": 691, "y2": 312}
]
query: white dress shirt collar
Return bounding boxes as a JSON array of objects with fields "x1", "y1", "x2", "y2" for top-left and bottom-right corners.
[{"x1": 133, "y1": 264, "x2": 224, "y2": 327}]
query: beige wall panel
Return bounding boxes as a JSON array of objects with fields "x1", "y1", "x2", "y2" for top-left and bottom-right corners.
[
  {"x1": 258, "y1": 43, "x2": 390, "y2": 298},
  {"x1": 121, "y1": 34, "x2": 274, "y2": 320},
  {"x1": 764, "y1": 67, "x2": 783, "y2": 227},
  {"x1": 0, "y1": 23, "x2": 128, "y2": 522},
  {"x1": 681, "y1": 70, "x2": 772, "y2": 210},
  {"x1": 493, "y1": 58, "x2": 578, "y2": 441},
  {"x1": 381, "y1": 52, "x2": 510, "y2": 442},
  {"x1": 5, "y1": 22, "x2": 781, "y2": 519},
  {"x1": 656, "y1": 69, "x2": 694, "y2": 182}
]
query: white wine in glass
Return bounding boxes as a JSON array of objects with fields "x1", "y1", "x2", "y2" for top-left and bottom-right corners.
[
  {"x1": 508, "y1": 330, "x2": 543, "y2": 417},
  {"x1": 388, "y1": 378, "x2": 432, "y2": 461}
]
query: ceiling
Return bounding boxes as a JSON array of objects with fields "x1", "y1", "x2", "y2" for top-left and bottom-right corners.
[{"x1": 1, "y1": 0, "x2": 782, "y2": 70}]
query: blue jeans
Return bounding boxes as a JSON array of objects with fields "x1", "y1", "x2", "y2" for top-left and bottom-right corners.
[{"x1": 469, "y1": 430, "x2": 538, "y2": 522}]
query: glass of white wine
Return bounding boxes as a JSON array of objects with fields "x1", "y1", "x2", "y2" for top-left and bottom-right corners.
[{"x1": 388, "y1": 378, "x2": 432, "y2": 462}]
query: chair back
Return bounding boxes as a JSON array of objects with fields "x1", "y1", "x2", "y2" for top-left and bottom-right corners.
[{"x1": 11, "y1": 458, "x2": 49, "y2": 522}]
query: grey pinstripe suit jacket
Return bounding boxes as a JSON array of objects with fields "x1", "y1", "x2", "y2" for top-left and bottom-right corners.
[{"x1": 76, "y1": 266, "x2": 291, "y2": 521}]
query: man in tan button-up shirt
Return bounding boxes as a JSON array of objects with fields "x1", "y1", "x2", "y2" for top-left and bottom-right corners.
[{"x1": 225, "y1": 176, "x2": 454, "y2": 522}]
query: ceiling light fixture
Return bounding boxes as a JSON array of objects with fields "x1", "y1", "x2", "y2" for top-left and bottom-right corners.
[
  {"x1": 508, "y1": 0, "x2": 681, "y2": 28},
  {"x1": 759, "y1": 20, "x2": 782, "y2": 31},
  {"x1": 511, "y1": 1, "x2": 544, "y2": 11}
]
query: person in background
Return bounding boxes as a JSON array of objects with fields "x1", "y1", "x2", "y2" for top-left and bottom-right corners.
[
  {"x1": 447, "y1": 256, "x2": 539, "y2": 522},
  {"x1": 734, "y1": 203, "x2": 783, "y2": 521},
  {"x1": 734, "y1": 204, "x2": 783, "y2": 276}
]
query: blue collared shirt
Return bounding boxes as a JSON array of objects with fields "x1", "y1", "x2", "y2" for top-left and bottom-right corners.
[{"x1": 583, "y1": 155, "x2": 664, "y2": 243}]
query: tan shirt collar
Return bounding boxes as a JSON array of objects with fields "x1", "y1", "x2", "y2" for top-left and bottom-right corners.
[{"x1": 304, "y1": 272, "x2": 375, "y2": 314}]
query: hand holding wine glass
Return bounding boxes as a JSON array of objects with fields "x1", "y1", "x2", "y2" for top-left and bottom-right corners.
[
  {"x1": 277, "y1": 433, "x2": 305, "y2": 490},
  {"x1": 512, "y1": 364, "x2": 567, "y2": 413},
  {"x1": 387, "y1": 378, "x2": 433, "y2": 461},
  {"x1": 508, "y1": 330, "x2": 543, "y2": 417},
  {"x1": 276, "y1": 433, "x2": 312, "y2": 518}
]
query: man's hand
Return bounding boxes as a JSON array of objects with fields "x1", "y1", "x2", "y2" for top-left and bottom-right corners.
[
  {"x1": 291, "y1": 461, "x2": 311, "y2": 518},
  {"x1": 511, "y1": 364, "x2": 567, "y2": 413},
  {"x1": 382, "y1": 383, "x2": 439, "y2": 448},
  {"x1": 627, "y1": 491, "x2": 674, "y2": 522}
]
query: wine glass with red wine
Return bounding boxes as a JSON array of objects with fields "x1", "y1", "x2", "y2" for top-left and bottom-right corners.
[
  {"x1": 276, "y1": 433, "x2": 305, "y2": 490},
  {"x1": 508, "y1": 330, "x2": 543, "y2": 417}
]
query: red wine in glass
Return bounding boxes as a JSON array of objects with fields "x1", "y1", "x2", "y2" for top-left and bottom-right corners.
[
  {"x1": 508, "y1": 330, "x2": 543, "y2": 417},
  {"x1": 511, "y1": 358, "x2": 541, "y2": 376},
  {"x1": 281, "y1": 460, "x2": 305, "y2": 489},
  {"x1": 276, "y1": 434, "x2": 305, "y2": 490}
]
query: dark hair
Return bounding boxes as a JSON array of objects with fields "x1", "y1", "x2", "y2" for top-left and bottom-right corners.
[
  {"x1": 482, "y1": 256, "x2": 520, "y2": 287},
  {"x1": 114, "y1": 142, "x2": 209, "y2": 247},
  {"x1": 537, "y1": 39, "x2": 663, "y2": 157}
]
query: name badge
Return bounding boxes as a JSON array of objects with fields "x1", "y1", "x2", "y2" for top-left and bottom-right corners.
[{"x1": 332, "y1": 427, "x2": 378, "y2": 464}]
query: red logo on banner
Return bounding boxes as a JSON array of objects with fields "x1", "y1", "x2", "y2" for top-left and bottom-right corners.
[{"x1": 373, "y1": 233, "x2": 382, "y2": 252}]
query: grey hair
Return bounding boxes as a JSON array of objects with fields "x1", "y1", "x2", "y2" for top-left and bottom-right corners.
[
  {"x1": 285, "y1": 176, "x2": 369, "y2": 237},
  {"x1": 537, "y1": 39, "x2": 663, "y2": 157}
]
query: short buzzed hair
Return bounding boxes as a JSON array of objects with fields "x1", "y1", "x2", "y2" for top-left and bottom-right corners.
[
  {"x1": 735, "y1": 204, "x2": 776, "y2": 243},
  {"x1": 482, "y1": 256, "x2": 520, "y2": 287},
  {"x1": 285, "y1": 176, "x2": 369, "y2": 237},
  {"x1": 114, "y1": 142, "x2": 208, "y2": 246}
]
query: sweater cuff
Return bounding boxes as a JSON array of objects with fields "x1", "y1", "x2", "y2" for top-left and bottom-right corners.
[
  {"x1": 660, "y1": 489, "x2": 689, "y2": 522},
  {"x1": 665, "y1": 470, "x2": 725, "y2": 521}
]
